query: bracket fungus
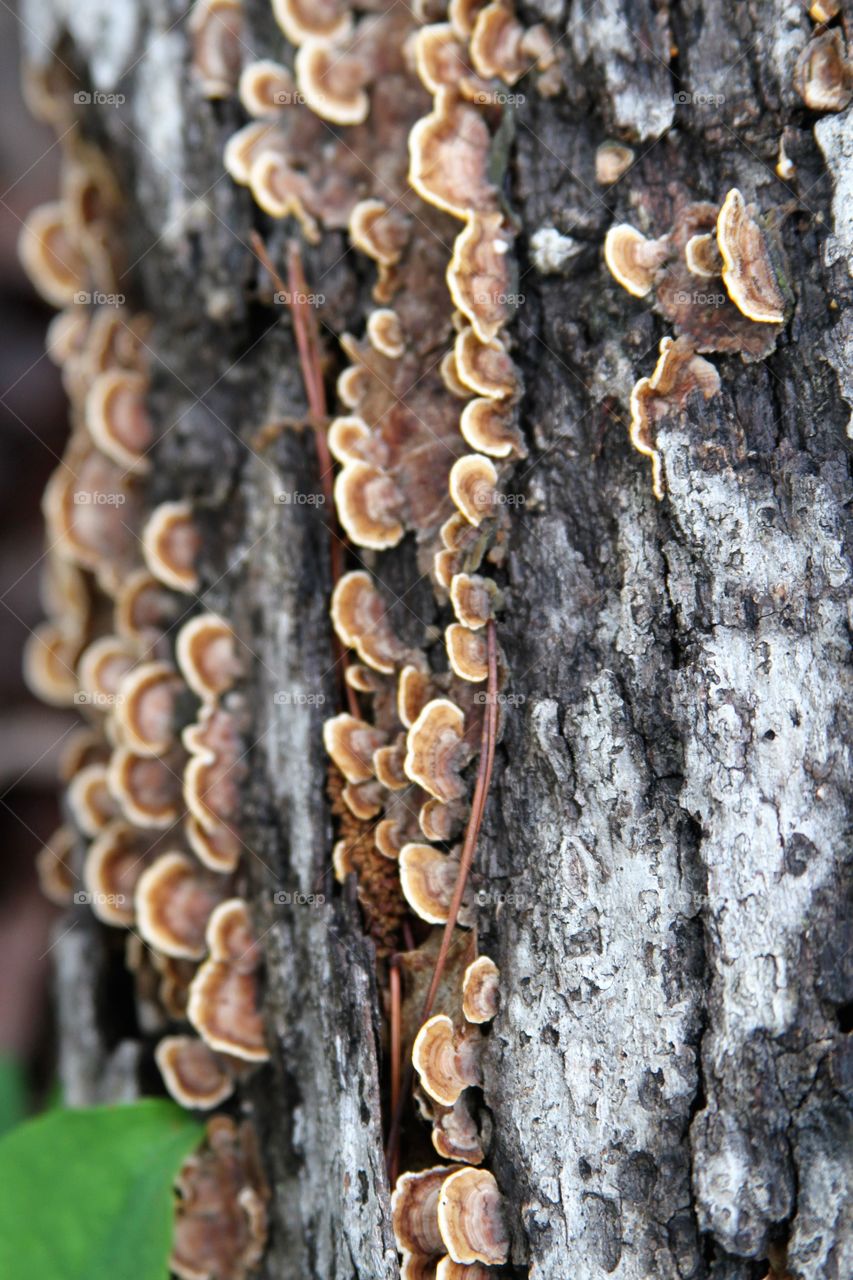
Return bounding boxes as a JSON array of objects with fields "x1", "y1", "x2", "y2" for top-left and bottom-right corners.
[
  {"x1": 115, "y1": 662, "x2": 186, "y2": 756},
  {"x1": 409, "y1": 93, "x2": 499, "y2": 221},
  {"x1": 794, "y1": 29, "x2": 852, "y2": 113},
  {"x1": 83, "y1": 820, "x2": 153, "y2": 926},
  {"x1": 239, "y1": 59, "x2": 295, "y2": 117},
  {"x1": 446, "y1": 623, "x2": 488, "y2": 683},
  {"x1": 437, "y1": 1167, "x2": 509, "y2": 1266},
  {"x1": 399, "y1": 843, "x2": 473, "y2": 925},
  {"x1": 188, "y1": 954, "x2": 269, "y2": 1063},
  {"x1": 189, "y1": 0, "x2": 245, "y2": 99},
  {"x1": 331, "y1": 570, "x2": 409, "y2": 673},
  {"x1": 684, "y1": 231, "x2": 722, "y2": 279},
  {"x1": 272, "y1": 0, "x2": 352, "y2": 46},
  {"x1": 459, "y1": 397, "x2": 524, "y2": 458},
  {"x1": 142, "y1": 501, "x2": 201, "y2": 594},
  {"x1": 295, "y1": 39, "x2": 371, "y2": 126},
  {"x1": 136, "y1": 852, "x2": 230, "y2": 959},
  {"x1": 404, "y1": 698, "x2": 470, "y2": 802},
  {"x1": 447, "y1": 212, "x2": 514, "y2": 344},
  {"x1": 449, "y1": 455, "x2": 499, "y2": 527},
  {"x1": 462, "y1": 955, "x2": 500, "y2": 1023},
  {"x1": 449, "y1": 573, "x2": 501, "y2": 630},
  {"x1": 85, "y1": 369, "x2": 154, "y2": 472},
  {"x1": 334, "y1": 460, "x2": 406, "y2": 549},
  {"x1": 17, "y1": 202, "x2": 86, "y2": 308},
  {"x1": 392, "y1": 1165, "x2": 459, "y2": 1258},
  {"x1": 454, "y1": 328, "x2": 517, "y2": 399},
  {"x1": 155, "y1": 1035, "x2": 235, "y2": 1110},
  {"x1": 413, "y1": 1014, "x2": 484, "y2": 1106},
  {"x1": 67, "y1": 762, "x2": 117, "y2": 837},
  {"x1": 603, "y1": 223, "x2": 669, "y2": 298},
  {"x1": 108, "y1": 748, "x2": 184, "y2": 829},
  {"x1": 595, "y1": 140, "x2": 635, "y2": 185},
  {"x1": 716, "y1": 188, "x2": 787, "y2": 325},
  {"x1": 176, "y1": 614, "x2": 242, "y2": 702},
  {"x1": 629, "y1": 336, "x2": 721, "y2": 500},
  {"x1": 324, "y1": 713, "x2": 389, "y2": 784}
]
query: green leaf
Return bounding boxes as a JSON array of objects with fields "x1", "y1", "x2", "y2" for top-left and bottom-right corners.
[
  {"x1": 0, "y1": 1055, "x2": 27, "y2": 1136},
  {"x1": 0, "y1": 1098, "x2": 202, "y2": 1280}
]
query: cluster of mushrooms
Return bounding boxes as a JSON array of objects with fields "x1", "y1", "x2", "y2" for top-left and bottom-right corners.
[{"x1": 19, "y1": 43, "x2": 269, "y2": 1280}]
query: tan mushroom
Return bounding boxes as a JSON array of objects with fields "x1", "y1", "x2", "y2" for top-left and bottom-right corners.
[
  {"x1": 136, "y1": 852, "x2": 229, "y2": 959},
  {"x1": 447, "y1": 213, "x2": 514, "y2": 345},
  {"x1": 187, "y1": 958, "x2": 269, "y2": 1062},
  {"x1": 409, "y1": 91, "x2": 498, "y2": 221},
  {"x1": 462, "y1": 956, "x2": 500, "y2": 1023},
  {"x1": 176, "y1": 614, "x2": 242, "y2": 702},
  {"x1": 295, "y1": 39, "x2": 370, "y2": 126},
  {"x1": 18, "y1": 201, "x2": 86, "y2": 307},
  {"x1": 437, "y1": 1167, "x2": 508, "y2": 1266},
  {"x1": 331, "y1": 570, "x2": 408, "y2": 673},
  {"x1": 459, "y1": 397, "x2": 524, "y2": 458},
  {"x1": 324, "y1": 712, "x2": 388, "y2": 783},
  {"x1": 445, "y1": 623, "x2": 488, "y2": 683},
  {"x1": 142, "y1": 501, "x2": 201, "y2": 594},
  {"x1": 238, "y1": 59, "x2": 296, "y2": 117},
  {"x1": 155, "y1": 1035, "x2": 235, "y2": 1110},
  {"x1": 272, "y1": 0, "x2": 352, "y2": 46},
  {"x1": 108, "y1": 748, "x2": 184, "y2": 829},
  {"x1": 85, "y1": 369, "x2": 153, "y2": 472},
  {"x1": 449, "y1": 455, "x2": 499, "y2": 527},
  {"x1": 716, "y1": 188, "x2": 786, "y2": 325},
  {"x1": 629, "y1": 335, "x2": 721, "y2": 499},
  {"x1": 595, "y1": 141, "x2": 634, "y2": 185},
  {"x1": 413, "y1": 1014, "x2": 484, "y2": 1106},
  {"x1": 400, "y1": 843, "x2": 473, "y2": 926},
  {"x1": 114, "y1": 662, "x2": 186, "y2": 756},
  {"x1": 603, "y1": 224, "x2": 669, "y2": 298},
  {"x1": 454, "y1": 328, "x2": 517, "y2": 400},
  {"x1": 794, "y1": 29, "x2": 852, "y2": 113},
  {"x1": 404, "y1": 698, "x2": 470, "y2": 802}
]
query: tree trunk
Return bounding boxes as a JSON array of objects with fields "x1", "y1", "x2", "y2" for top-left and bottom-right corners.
[{"x1": 22, "y1": 1, "x2": 852, "y2": 1278}]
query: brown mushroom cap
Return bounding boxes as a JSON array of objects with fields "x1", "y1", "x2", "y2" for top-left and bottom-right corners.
[
  {"x1": 419, "y1": 796, "x2": 465, "y2": 843},
  {"x1": 334, "y1": 461, "x2": 405, "y2": 549},
  {"x1": 142, "y1": 501, "x2": 201, "y2": 594},
  {"x1": 186, "y1": 815, "x2": 242, "y2": 874},
  {"x1": 459, "y1": 396, "x2": 523, "y2": 458},
  {"x1": 445, "y1": 623, "x2": 488, "y2": 683},
  {"x1": 295, "y1": 39, "x2": 370, "y2": 126},
  {"x1": 77, "y1": 635, "x2": 138, "y2": 707},
  {"x1": 449, "y1": 573, "x2": 500, "y2": 630},
  {"x1": 85, "y1": 368, "x2": 153, "y2": 473},
  {"x1": 405, "y1": 698, "x2": 469, "y2": 802},
  {"x1": 399, "y1": 843, "x2": 472, "y2": 925},
  {"x1": 374, "y1": 736, "x2": 409, "y2": 791},
  {"x1": 437, "y1": 1167, "x2": 508, "y2": 1265},
  {"x1": 469, "y1": 1, "x2": 526, "y2": 84},
  {"x1": 349, "y1": 198, "x2": 411, "y2": 268},
  {"x1": 324, "y1": 712, "x2": 388, "y2": 783},
  {"x1": 328, "y1": 415, "x2": 373, "y2": 463},
  {"x1": 248, "y1": 151, "x2": 321, "y2": 243},
  {"x1": 272, "y1": 0, "x2": 352, "y2": 45},
  {"x1": 435, "y1": 1258, "x2": 494, "y2": 1279},
  {"x1": 629, "y1": 335, "x2": 721, "y2": 499},
  {"x1": 331, "y1": 570, "x2": 408, "y2": 673},
  {"x1": 238, "y1": 58, "x2": 296, "y2": 117},
  {"x1": 392, "y1": 1165, "x2": 458, "y2": 1256},
  {"x1": 684, "y1": 232, "x2": 723, "y2": 279},
  {"x1": 603, "y1": 223, "x2": 669, "y2": 297},
  {"x1": 155, "y1": 1035, "x2": 235, "y2": 1110},
  {"x1": 36, "y1": 824, "x2": 77, "y2": 905},
  {"x1": 188, "y1": 958, "x2": 270, "y2": 1062},
  {"x1": 136, "y1": 852, "x2": 229, "y2": 959},
  {"x1": 595, "y1": 141, "x2": 635, "y2": 185},
  {"x1": 398, "y1": 664, "x2": 435, "y2": 729},
  {"x1": 454, "y1": 328, "x2": 517, "y2": 400},
  {"x1": 108, "y1": 747, "x2": 184, "y2": 829},
  {"x1": 18, "y1": 201, "x2": 86, "y2": 307},
  {"x1": 22, "y1": 622, "x2": 80, "y2": 706},
  {"x1": 223, "y1": 121, "x2": 282, "y2": 185},
  {"x1": 409, "y1": 91, "x2": 498, "y2": 221},
  {"x1": 367, "y1": 308, "x2": 406, "y2": 358},
  {"x1": 206, "y1": 898, "x2": 261, "y2": 973},
  {"x1": 794, "y1": 29, "x2": 852, "y2": 113},
  {"x1": 66, "y1": 761, "x2": 116, "y2": 837},
  {"x1": 716, "y1": 188, "x2": 786, "y2": 325},
  {"x1": 83, "y1": 820, "x2": 153, "y2": 925},
  {"x1": 449, "y1": 455, "x2": 499, "y2": 527},
  {"x1": 462, "y1": 956, "x2": 500, "y2": 1024},
  {"x1": 413, "y1": 1014, "x2": 484, "y2": 1106},
  {"x1": 114, "y1": 662, "x2": 185, "y2": 756},
  {"x1": 447, "y1": 212, "x2": 513, "y2": 345},
  {"x1": 176, "y1": 614, "x2": 242, "y2": 701},
  {"x1": 430, "y1": 1094, "x2": 486, "y2": 1166},
  {"x1": 115, "y1": 569, "x2": 181, "y2": 644},
  {"x1": 188, "y1": 0, "x2": 244, "y2": 99}
]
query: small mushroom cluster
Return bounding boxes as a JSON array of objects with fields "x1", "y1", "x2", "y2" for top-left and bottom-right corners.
[
  {"x1": 794, "y1": 7, "x2": 852, "y2": 114},
  {"x1": 21, "y1": 37, "x2": 270, "y2": 1180},
  {"x1": 605, "y1": 188, "x2": 791, "y2": 496}
]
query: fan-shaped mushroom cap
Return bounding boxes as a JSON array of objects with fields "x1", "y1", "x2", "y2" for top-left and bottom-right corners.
[
  {"x1": 449, "y1": 573, "x2": 501, "y2": 630},
  {"x1": 398, "y1": 664, "x2": 435, "y2": 729},
  {"x1": 794, "y1": 29, "x2": 852, "y2": 113},
  {"x1": 447, "y1": 212, "x2": 513, "y2": 345},
  {"x1": 449, "y1": 455, "x2": 498, "y2": 527},
  {"x1": 716, "y1": 188, "x2": 786, "y2": 325},
  {"x1": 108, "y1": 748, "x2": 184, "y2": 829},
  {"x1": 223, "y1": 121, "x2": 282, "y2": 184},
  {"x1": 114, "y1": 662, "x2": 185, "y2": 756},
  {"x1": 248, "y1": 151, "x2": 321, "y2": 242},
  {"x1": 446, "y1": 623, "x2": 488, "y2": 683},
  {"x1": 684, "y1": 232, "x2": 722, "y2": 279},
  {"x1": 595, "y1": 140, "x2": 634, "y2": 185},
  {"x1": 459, "y1": 397, "x2": 524, "y2": 458},
  {"x1": 469, "y1": 1, "x2": 526, "y2": 84},
  {"x1": 331, "y1": 570, "x2": 408, "y2": 673},
  {"x1": 392, "y1": 1165, "x2": 457, "y2": 1256},
  {"x1": 399, "y1": 843, "x2": 473, "y2": 925},
  {"x1": 349, "y1": 198, "x2": 410, "y2": 267},
  {"x1": 83, "y1": 820, "x2": 152, "y2": 925},
  {"x1": 462, "y1": 955, "x2": 500, "y2": 1023},
  {"x1": 342, "y1": 777, "x2": 384, "y2": 819},
  {"x1": 295, "y1": 39, "x2": 370, "y2": 126},
  {"x1": 454, "y1": 328, "x2": 517, "y2": 400},
  {"x1": 328, "y1": 415, "x2": 373, "y2": 463},
  {"x1": 405, "y1": 699, "x2": 469, "y2": 802},
  {"x1": 374, "y1": 736, "x2": 409, "y2": 791},
  {"x1": 437, "y1": 1168, "x2": 508, "y2": 1265},
  {"x1": 185, "y1": 815, "x2": 241, "y2": 874},
  {"x1": 419, "y1": 796, "x2": 465, "y2": 842},
  {"x1": 334, "y1": 461, "x2": 405, "y2": 548},
  {"x1": 77, "y1": 635, "x2": 137, "y2": 708},
  {"x1": 206, "y1": 898, "x2": 261, "y2": 973},
  {"x1": 449, "y1": 0, "x2": 487, "y2": 38},
  {"x1": 188, "y1": 958, "x2": 269, "y2": 1062},
  {"x1": 409, "y1": 92, "x2": 498, "y2": 221},
  {"x1": 413, "y1": 1014, "x2": 484, "y2": 1106},
  {"x1": 440, "y1": 349, "x2": 475, "y2": 400},
  {"x1": 272, "y1": 0, "x2": 352, "y2": 46},
  {"x1": 603, "y1": 223, "x2": 669, "y2": 297},
  {"x1": 136, "y1": 852, "x2": 229, "y2": 958},
  {"x1": 142, "y1": 501, "x2": 201, "y2": 594},
  {"x1": 36, "y1": 824, "x2": 76, "y2": 905},
  {"x1": 238, "y1": 59, "x2": 295, "y2": 117},
  {"x1": 324, "y1": 712, "x2": 388, "y2": 783},
  {"x1": 155, "y1": 1035, "x2": 235, "y2": 1110},
  {"x1": 367, "y1": 308, "x2": 405, "y2": 358},
  {"x1": 115, "y1": 569, "x2": 181, "y2": 644},
  {"x1": 188, "y1": 0, "x2": 244, "y2": 99},
  {"x1": 84, "y1": 369, "x2": 153, "y2": 472},
  {"x1": 18, "y1": 201, "x2": 86, "y2": 307},
  {"x1": 629, "y1": 335, "x2": 721, "y2": 499},
  {"x1": 430, "y1": 1094, "x2": 486, "y2": 1165},
  {"x1": 176, "y1": 614, "x2": 242, "y2": 701},
  {"x1": 22, "y1": 622, "x2": 80, "y2": 706}
]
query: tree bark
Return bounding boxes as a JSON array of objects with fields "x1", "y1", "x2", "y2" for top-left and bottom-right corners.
[{"x1": 22, "y1": 1, "x2": 852, "y2": 1278}]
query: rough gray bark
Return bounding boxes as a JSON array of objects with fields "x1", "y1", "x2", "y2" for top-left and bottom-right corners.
[{"x1": 22, "y1": 1, "x2": 852, "y2": 1279}]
